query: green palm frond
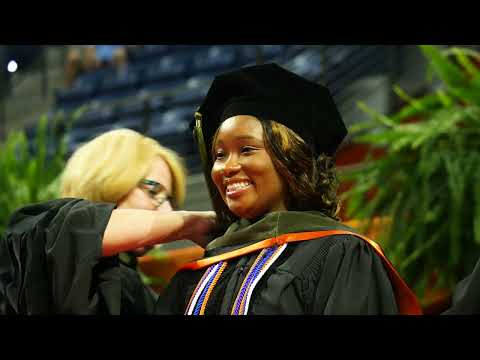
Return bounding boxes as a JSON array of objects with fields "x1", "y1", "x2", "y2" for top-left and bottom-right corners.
[
  {"x1": 0, "y1": 110, "x2": 75, "y2": 236},
  {"x1": 347, "y1": 45, "x2": 480, "y2": 297},
  {"x1": 420, "y1": 45, "x2": 468, "y2": 88}
]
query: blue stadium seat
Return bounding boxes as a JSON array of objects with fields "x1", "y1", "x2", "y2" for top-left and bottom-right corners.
[
  {"x1": 283, "y1": 49, "x2": 323, "y2": 80},
  {"x1": 55, "y1": 68, "x2": 110, "y2": 108},
  {"x1": 74, "y1": 105, "x2": 116, "y2": 129},
  {"x1": 93, "y1": 88, "x2": 139, "y2": 103},
  {"x1": 149, "y1": 93, "x2": 169, "y2": 111},
  {"x1": 192, "y1": 46, "x2": 237, "y2": 72},
  {"x1": 55, "y1": 82, "x2": 95, "y2": 106},
  {"x1": 129, "y1": 45, "x2": 170, "y2": 63},
  {"x1": 324, "y1": 45, "x2": 362, "y2": 67},
  {"x1": 169, "y1": 76, "x2": 211, "y2": 107},
  {"x1": 116, "y1": 97, "x2": 148, "y2": 118},
  {"x1": 112, "y1": 116, "x2": 144, "y2": 132},
  {"x1": 98, "y1": 67, "x2": 141, "y2": 94},
  {"x1": 148, "y1": 106, "x2": 194, "y2": 153},
  {"x1": 237, "y1": 45, "x2": 258, "y2": 64},
  {"x1": 323, "y1": 46, "x2": 381, "y2": 96},
  {"x1": 140, "y1": 78, "x2": 185, "y2": 94},
  {"x1": 236, "y1": 45, "x2": 295, "y2": 67},
  {"x1": 75, "y1": 69, "x2": 108, "y2": 88},
  {"x1": 70, "y1": 124, "x2": 113, "y2": 142},
  {"x1": 260, "y1": 45, "x2": 286, "y2": 59},
  {"x1": 67, "y1": 123, "x2": 114, "y2": 154},
  {"x1": 144, "y1": 55, "x2": 189, "y2": 83},
  {"x1": 161, "y1": 106, "x2": 194, "y2": 127},
  {"x1": 55, "y1": 99, "x2": 89, "y2": 112},
  {"x1": 186, "y1": 74, "x2": 214, "y2": 88},
  {"x1": 149, "y1": 107, "x2": 192, "y2": 131}
]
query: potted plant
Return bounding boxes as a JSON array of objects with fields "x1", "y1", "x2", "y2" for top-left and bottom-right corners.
[
  {"x1": 0, "y1": 109, "x2": 79, "y2": 236},
  {"x1": 340, "y1": 45, "x2": 480, "y2": 313}
]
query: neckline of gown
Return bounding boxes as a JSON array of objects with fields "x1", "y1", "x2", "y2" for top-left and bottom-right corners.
[{"x1": 205, "y1": 210, "x2": 352, "y2": 254}]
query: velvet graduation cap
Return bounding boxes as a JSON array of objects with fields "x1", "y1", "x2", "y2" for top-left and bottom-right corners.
[
  {"x1": 194, "y1": 63, "x2": 347, "y2": 168},
  {"x1": 193, "y1": 62, "x2": 347, "y2": 223}
]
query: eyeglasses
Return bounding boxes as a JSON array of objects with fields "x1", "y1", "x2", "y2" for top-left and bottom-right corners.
[{"x1": 138, "y1": 179, "x2": 176, "y2": 209}]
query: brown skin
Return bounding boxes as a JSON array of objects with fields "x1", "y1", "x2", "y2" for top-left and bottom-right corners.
[
  {"x1": 103, "y1": 209, "x2": 216, "y2": 257},
  {"x1": 102, "y1": 155, "x2": 216, "y2": 256},
  {"x1": 211, "y1": 116, "x2": 288, "y2": 219}
]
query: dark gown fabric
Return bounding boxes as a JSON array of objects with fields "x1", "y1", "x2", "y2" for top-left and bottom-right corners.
[
  {"x1": 155, "y1": 211, "x2": 399, "y2": 315},
  {"x1": 0, "y1": 198, "x2": 156, "y2": 315},
  {"x1": 443, "y1": 257, "x2": 480, "y2": 315}
]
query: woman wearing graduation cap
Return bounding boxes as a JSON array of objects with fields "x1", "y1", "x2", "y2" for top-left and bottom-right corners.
[{"x1": 155, "y1": 63, "x2": 422, "y2": 315}]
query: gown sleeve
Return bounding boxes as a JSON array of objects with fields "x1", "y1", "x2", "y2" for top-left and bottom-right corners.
[
  {"x1": 311, "y1": 235, "x2": 399, "y2": 315},
  {"x1": 443, "y1": 256, "x2": 480, "y2": 315},
  {"x1": 0, "y1": 198, "x2": 155, "y2": 315}
]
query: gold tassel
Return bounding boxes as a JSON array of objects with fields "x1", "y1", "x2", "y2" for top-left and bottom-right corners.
[
  {"x1": 193, "y1": 112, "x2": 218, "y2": 203},
  {"x1": 193, "y1": 111, "x2": 233, "y2": 226},
  {"x1": 194, "y1": 112, "x2": 210, "y2": 176}
]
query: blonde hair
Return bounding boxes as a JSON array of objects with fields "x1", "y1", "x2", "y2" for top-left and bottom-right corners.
[{"x1": 61, "y1": 128, "x2": 187, "y2": 206}]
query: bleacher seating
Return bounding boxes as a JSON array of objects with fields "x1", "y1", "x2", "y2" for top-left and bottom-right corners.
[
  {"x1": 193, "y1": 46, "x2": 237, "y2": 73},
  {"x1": 148, "y1": 105, "x2": 193, "y2": 156},
  {"x1": 98, "y1": 68, "x2": 141, "y2": 95},
  {"x1": 128, "y1": 45, "x2": 171, "y2": 63},
  {"x1": 75, "y1": 105, "x2": 116, "y2": 128},
  {"x1": 50, "y1": 45, "x2": 398, "y2": 166},
  {"x1": 284, "y1": 48, "x2": 324, "y2": 79},
  {"x1": 115, "y1": 97, "x2": 147, "y2": 118}
]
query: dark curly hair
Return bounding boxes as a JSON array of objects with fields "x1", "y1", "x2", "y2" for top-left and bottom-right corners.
[
  {"x1": 261, "y1": 119, "x2": 340, "y2": 219},
  {"x1": 208, "y1": 118, "x2": 340, "y2": 228}
]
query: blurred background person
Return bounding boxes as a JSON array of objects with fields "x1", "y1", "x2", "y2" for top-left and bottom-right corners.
[
  {"x1": 0, "y1": 128, "x2": 214, "y2": 314},
  {"x1": 63, "y1": 45, "x2": 129, "y2": 87},
  {"x1": 64, "y1": 48, "x2": 85, "y2": 87},
  {"x1": 61, "y1": 128, "x2": 205, "y2": 274},
  {"x1": 94, "y1": 45, "x2": 129, "y2": 75},
  {"x1": 61, "y1": 128, "x2": 185, "y2": 213}
]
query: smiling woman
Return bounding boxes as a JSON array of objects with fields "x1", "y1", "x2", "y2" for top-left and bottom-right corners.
[
  {"x1": 211, "y1": 115, "x2": 288, "y2": 219},
  {"x1": 155, "y1": 63, "x2": 422, "y2": 315}
]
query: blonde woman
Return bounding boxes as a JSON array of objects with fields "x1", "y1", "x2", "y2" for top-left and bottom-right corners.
[
  {"x1": 0, "y1": 129, "x2": 215, "y2": 314},
  {"x1": 61, "y1": 128, "x2": 191, "y2": 257},
  {"x1": 62, "y1": 128, "x2": 186, "y2": 214}
]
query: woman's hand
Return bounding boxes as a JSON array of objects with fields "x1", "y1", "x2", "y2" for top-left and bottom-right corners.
[
  {"x1": 103, "y1": 209, "x2": 217, "y2": 257},
  {"x1": 175, "y1": 211, "x2": 217, "y2": 247}
]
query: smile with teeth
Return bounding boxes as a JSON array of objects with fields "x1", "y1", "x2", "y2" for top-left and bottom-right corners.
[{"x1": 225, "y1": 181, "x2": 253, "y2": 197}]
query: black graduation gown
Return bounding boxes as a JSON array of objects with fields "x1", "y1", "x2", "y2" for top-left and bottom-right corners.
[
  {"x1": 155, "y1": 212, "x2": 399, "y2": 315},
  {"x1": 0, "y1": 198, "x2": 156, "y2": 315},
  {"x1": 443, "y1": 256, "x2": 480, "y2": 315}
]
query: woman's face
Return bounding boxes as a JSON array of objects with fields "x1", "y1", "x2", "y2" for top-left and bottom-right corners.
[
  {"x1": 211, "y1": 115, "x2": 287, "y2": 219},
  {"x1": 117, "y1": 156, "x2": 173, "y2": 212}
]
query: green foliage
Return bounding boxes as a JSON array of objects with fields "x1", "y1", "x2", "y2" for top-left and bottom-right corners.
[
  {"x1": 0, "y1": 109, "x2": 81, "y2": 236},
  {"x1": 341, "y1": 45, "x2": 480, "y2": 299}
]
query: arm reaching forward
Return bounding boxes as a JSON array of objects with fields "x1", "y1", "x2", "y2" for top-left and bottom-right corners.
[{"x1": 103, "y1": 210, "x2": 217, "y2": 257}]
